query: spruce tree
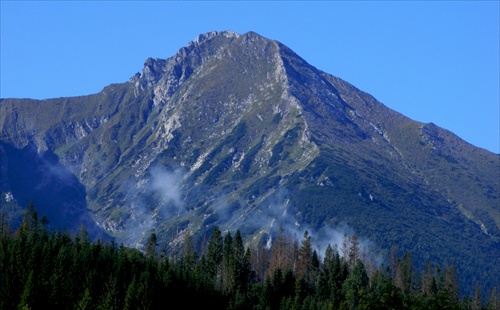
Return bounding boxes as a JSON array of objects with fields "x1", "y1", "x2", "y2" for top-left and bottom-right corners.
[
  {"x1": 231, "y1": 230, "x2": 245, "y2": 292},
  {"x1": 18, "y1": 270, "x2": 35, "y2": 310},
  {"x1": 297, "y1": 230, "x2": 312, "y2": 283},
  {"x1": 221, "y1": 231, "x2": 233, "y2": 292},
  {"x1": 342, "y1": 259, "x2": 369, "y2": 310},
  {"x1": 207, "y1": 226, "x2": 223, "y2": 282}
]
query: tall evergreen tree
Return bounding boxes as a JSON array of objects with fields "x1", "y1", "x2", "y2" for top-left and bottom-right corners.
[
  {"x1": 181, "y1": 231, "x2": 197, "y2": 278},
  {"x1": 330, "y1": 249, "x2": 348, "y2": 308},
  {"x1": 207, "y1": 226, "x2": 223, "y2": 281},
  {"x1": 231, "y1": 230, "x2": 245, "y2": 292},
  {"x1": 342, "y1": 259, "x2": 369, "y2": 310},
  {"x1": 77, "y1": 224, "x2": 89, "y2": 245},
  {"x1": 76, "y1": 287, "x2": 93, "y2": 310},
  {"x1": 317, "y1": 245, "x2": 332, "y2": 300},
  {"x1": 18, "y1": 270, "x2": 35, "y2": 310},
  {"x1": 369, "y1": 270, "x2": 403, "y2": 309},
  {"x1": 297, "y1": 230, "x2": 312, "y2": 283},
  {"x1": 123, "y1": 277, "x2": 138, "y2": 310},
  {"x1": 221, "y1": 231, "x2": 233, "y2": 292}
]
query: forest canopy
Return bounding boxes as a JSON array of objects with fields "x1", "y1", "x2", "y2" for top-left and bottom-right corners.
[{"x1": 0, "y1": 203, "x2": 498, "y2": 309}]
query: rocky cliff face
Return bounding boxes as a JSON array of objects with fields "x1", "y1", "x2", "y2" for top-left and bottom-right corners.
[{"x1": 1, "y1": 31, "x2": 498, "y2": 293}]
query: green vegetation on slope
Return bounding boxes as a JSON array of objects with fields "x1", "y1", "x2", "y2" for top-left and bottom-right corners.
[{"x1": 1, "y1": 205, "x2": 498, "y2": 310}]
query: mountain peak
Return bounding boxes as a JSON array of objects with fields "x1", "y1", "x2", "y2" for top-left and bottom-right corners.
[
  {"x1": 240, "y1": 30, "x2": 268, "y2": 41},
  {"x1": 131, "y1": 30, "x2": 244, "y2": 93},
  {"x1": 190, "y1": 30, "x2": 240, "y2": 47}
]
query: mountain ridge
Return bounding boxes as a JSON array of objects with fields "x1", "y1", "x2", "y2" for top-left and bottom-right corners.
[{"x1": 1, "y1": 30, "x2": 498, "y2": 294}]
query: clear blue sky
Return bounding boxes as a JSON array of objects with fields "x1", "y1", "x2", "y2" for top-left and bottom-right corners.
[{"x1": 1, "y1": 1, "x2": 499, "y2": 153}]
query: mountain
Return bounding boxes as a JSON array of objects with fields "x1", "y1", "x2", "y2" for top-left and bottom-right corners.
[{"x1": 1, "y1": 30, "x2": 498, "y2": 294}]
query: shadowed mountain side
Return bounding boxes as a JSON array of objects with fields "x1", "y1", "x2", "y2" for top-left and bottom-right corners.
[{"x1": 0, "y1": 142, "x2": 108, "y2": 240}]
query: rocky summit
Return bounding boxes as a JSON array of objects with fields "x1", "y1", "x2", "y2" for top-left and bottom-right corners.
[{"x1": 1, "y1": 31, "x2": 498, "y2": 293}]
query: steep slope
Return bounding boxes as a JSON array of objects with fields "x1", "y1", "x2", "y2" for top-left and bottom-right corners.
[{"x1": 1, "y1": 31, "x2": 498, "y2": 294}]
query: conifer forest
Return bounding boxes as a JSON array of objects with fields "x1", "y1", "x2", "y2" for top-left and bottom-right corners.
[{"x1": 1, "y1": 203, "x2": 498, "y2": 310}]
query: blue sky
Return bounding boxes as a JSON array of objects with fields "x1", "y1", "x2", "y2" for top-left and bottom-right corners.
[{"x1": 1, "y1": 1, "x2": 499, "y2": 153}]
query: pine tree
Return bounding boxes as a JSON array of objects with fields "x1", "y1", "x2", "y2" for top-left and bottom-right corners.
[
  {"x1": 207, "y1": 226, "x2": 223, "y2": 282},
  {"x1": 18, "y1": 270, "x2": 35, "y2": 310},
  {"x1": 181, "y1": 231, "x2": 197, "y2": 277},
  {"x1": 342, "y1": 259, "x2": 369, "y2": 310},
  {"x1": 311, "y1": 249, "x2": 320, "y2": 280},
  {"x1": 77, "y1": 223, "x2": 89, "y2": 245},
  {"x1": 98, "y1": 276, "x2": 120, "y2": 310},
  {"x1": 271, "y1": 267, "x2": 284, "y2": 309},
  {"x1": 239, "y1": 247, "x2": 252, "y2": 294},
  {"x1": 123, "y1": 277, "x2": 138, "y2": 310},
  {"x1": 323, "y1": 244, "x2": 334, "y2": 271},
  {"x1": 317, "y1": 244, "x2": 333, "y2": 300},
  {"x1": 369, "y1": 270, "x2": 403, "y2": 309},
  {"x1": 297, "y1": 230, "x2": 312, "y2": 283},
  {"x1": 76, "y1": 287, "x2": 93, "y2": 310},
  {"x1": 330, "y1": 250, "x2": 348, "y2": 308},
  {"x1": 221, "y1": 231, "x2": 233, "y2": 292},
  {"x1": 260, "y1": 276, "x2": 273, "y2": 310},
  {"x1": 231, "y1": 230, "x2": 245, "y2": 292}
]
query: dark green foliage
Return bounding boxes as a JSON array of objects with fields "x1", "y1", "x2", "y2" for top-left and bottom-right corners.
[
  {"x1": 342, "y1": 259, "x2": 370, "y2": 309},
  {"x1": 0, "y1": 204, "x2": 493, "y2": 309},
  {"x1": 206, "y1": 226, "x2": 223, "y2": 280},
  {"x1": 0, "y1": 204, "x2": 226, "y2": 309}
]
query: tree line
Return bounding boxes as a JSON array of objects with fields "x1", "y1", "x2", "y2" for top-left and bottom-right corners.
[{"x1": 0, "y1": 203, "x2": 499, "y2": 309}]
